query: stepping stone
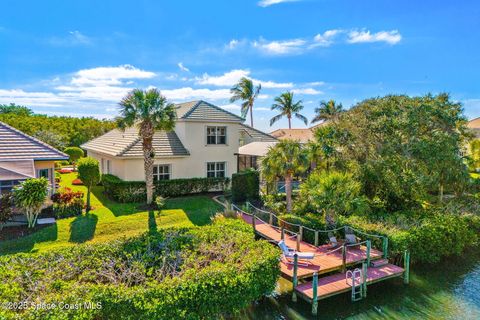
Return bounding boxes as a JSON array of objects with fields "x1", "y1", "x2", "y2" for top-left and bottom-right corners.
[{"x1": 37, "y1": 218, "x2": 56, "y2": 225}]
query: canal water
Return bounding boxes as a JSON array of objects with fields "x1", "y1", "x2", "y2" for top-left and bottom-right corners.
[{"x1": 238, "y1": 249, "x2": 480, "y2": 319}]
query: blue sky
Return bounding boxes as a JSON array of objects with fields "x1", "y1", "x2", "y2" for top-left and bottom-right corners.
[{"x1": 0, "y1": 0, "x2": 479, "y2": 132}]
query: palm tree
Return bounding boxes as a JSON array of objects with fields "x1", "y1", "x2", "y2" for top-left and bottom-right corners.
[
  {"x1": 117, "y1": 88, "x2": 176, "y2": 205},
  {"x1": 261, "y1": 140, "x2": 309, "y2": 212},
  {"x1": 311, "y1": 99, "x2": 343, "y2": 124},
  {"x1": 270, "y1": 92, "x2": 308, "y2": 129},
  {"x1": 230, "y1": 77, "x2": 261, "y2": 127}
]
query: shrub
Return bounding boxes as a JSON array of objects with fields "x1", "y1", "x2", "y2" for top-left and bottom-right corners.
[
  {"x1": 77, "y1": 157, "x2": 101, "y2": 212},
  {"x1": 154, "y1": 195, "x2": 166, "y2": 210},
  {"x1": 231, "y1": 169, "x2": 260, "y2": 203},
  {"x1": 102, "y1": 174, "x2": 230, "y2": 203},
  {"x1": 0, "y1": 219, "x2": 279, "y2": 319},
  {"x1": 51, "y1": 187, "x2": 84, "y2": 219},
  {"x1": 13, "y1": 177, "x2": 49, "y2": 228},
  {"x1": 63, "y1": 146, "x2": 84, "y2": 171},
  {"x1": 0, "y1": 193, "x2": 14, "y2": 230},
  {"x1": 72, "y1": 178, "x2": 83, "y2": 185}
]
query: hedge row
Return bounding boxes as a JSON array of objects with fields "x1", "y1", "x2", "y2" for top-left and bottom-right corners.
[
  {"x1": 231, "y1": 169, "x2": 260, "y2": 203},
  {"x1": 102, "y1": 174, "x2": 230, "y2": 202},
  {"x1": 0, "y1": 219, "x2": 280, "y2": 319}
]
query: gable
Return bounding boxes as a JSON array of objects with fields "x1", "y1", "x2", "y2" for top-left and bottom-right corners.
[{"x1": 177, "y1": 100, "x2": 244, "y2": 122}]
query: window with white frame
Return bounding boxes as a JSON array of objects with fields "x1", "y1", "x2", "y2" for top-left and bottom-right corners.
[
  {"x1": 206, "y1": 162, "x2": 226, "y2": 178},
  {"x1": 0, "y1": 180, "x2": 21, "y2": 194},
  {"x1": 206, "y1": 126, "x2": 227, "y2": 145},
  {"x1": 153, "y1": 164, "x2": 171, "y2": 181}
]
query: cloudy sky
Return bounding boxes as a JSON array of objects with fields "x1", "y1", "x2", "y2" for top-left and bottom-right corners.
[{"x1": 1, "y1": 0, "x2": 479, "y2": 132}]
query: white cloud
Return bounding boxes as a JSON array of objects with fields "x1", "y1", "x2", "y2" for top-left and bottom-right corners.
[
  {"x1": 48, "y1": 31, "x2": 92, "y2": 46},
  {"x1": 0, "y1": 89, "x2": 67, "y2": 107},
  {"x1": 306, "y1": 81, "x2": 325, "y2": 86},
  {"x1": 252, "y1": 38, "x2": 307, "y2": 55},
  {"x1": 292, "y1": 88, "x2": 323, "y2": 95},
  {"x1": 256, "y1": 107, "x2": 272, "y2": 111},
  {"x1": 312, "y1": 29, "x2": 342, "y2": 47},
  {"x1": 226, "y1": 39, "x2": 239, "y2": 50},
  {"x1": 177, "y1": 62, "x2": 190, "y2": 72},
  {"x1": 348, "y1": 30, "x2": 402, "y2": 45},
  {"x1": 69, "y1": 64, "x2": 156, "y2": 87},
  {"x1": 258, "y1": 0, "x2": 299, "y2": 7},
  {"x1": 196, "y1": 69, "x2": 293, "y2": 88}
]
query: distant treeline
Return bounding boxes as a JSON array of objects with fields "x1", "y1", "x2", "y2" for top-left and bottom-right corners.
[{"x1": 0, "y1": 103, "x2": 116, "y2": 150}]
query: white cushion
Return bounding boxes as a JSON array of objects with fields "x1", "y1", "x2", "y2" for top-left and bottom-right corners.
[{"x1": 345, "y1": 234, "x2": 357, "y2": 244}]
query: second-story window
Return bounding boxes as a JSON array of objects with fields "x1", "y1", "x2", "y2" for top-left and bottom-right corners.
[{"x1": 207, "y1": 126, "x2": 227, "y2": 145}]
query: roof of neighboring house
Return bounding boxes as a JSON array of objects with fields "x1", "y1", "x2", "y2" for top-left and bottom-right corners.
[
  {"x1": 269, "y1": 121, "x2": 328, "y2": 143},
  {"x1": 238, "y1": 141, "x2": 278, "y2": 156},
  {"x1": 0, "y1": 160, "x2": 35, "y2": 181},
  {"x1": 240, "y1": 124, "x2": 278, "y2": 142},
  {"x1": 176, "y1": 100, "x2": 245, "y2": 122},
  {"x1": 468, "y1": 117, "x2": 480, "y2": 138},
  {"x1": 81, "y1": 127, "x2": 189, "y2": 158},
  {"x1": 0, "y1": 121, "x2": 68, "y2": 161}
]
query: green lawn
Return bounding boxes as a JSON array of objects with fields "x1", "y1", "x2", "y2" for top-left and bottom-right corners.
[{"x1": 0, "y1": 173, "x2": 222, "y2": 255}]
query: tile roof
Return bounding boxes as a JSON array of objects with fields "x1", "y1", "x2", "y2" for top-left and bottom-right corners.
[
  {"x1": 0, "y1": 121, "x2": 68, "y2": 161},
  {"x1": 176, "y1": 100, "x2": 244, "y2": 122},
  {"x1": 269, "y1": 122, "x2": 329, "y2": 143},
  {"x1": 81, "y1": 127, "x2": 189, "y2": 158},
  {"x1": 468, "y1": 117, "x2": 480, "y2": 138},
  {"x1": 240, "y1": 124, "x2": 278, "y2": 142}
]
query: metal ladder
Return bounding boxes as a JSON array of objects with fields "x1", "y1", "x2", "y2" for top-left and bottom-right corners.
[{"x1": 346, "y1": 268, "x2": 363, "y2": 302}]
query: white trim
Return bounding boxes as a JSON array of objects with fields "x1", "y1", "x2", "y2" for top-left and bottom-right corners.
[{"x1": 205, "y1": 161, "x2": 227, "y2": 178}]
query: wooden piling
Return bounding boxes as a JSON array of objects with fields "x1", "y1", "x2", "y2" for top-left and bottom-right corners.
[
  {"x1": 362, "y1": 262, "x2": 367, "y2": 298},
  {"x1": 281, "y1": 226, "x2": 285, "y2": 241},
  {"x1": 296, "y1": 234, "x2": 301, "y2": 251},
  {"x1": 342, "y1": 244, "x2": 347, "y2": 273},
  {"x1": 403, "y1": 250, "x2": 410, "y2": 284},
  {"x1": 312, "y1": 272, "x2": 318, "y2": 315},
  {"x1": 366, "y1": 240, "x2": 371, "y2": 267},
  {"x1": 382, "y1": 237, "x2": 388, "y2": 259},
  {"x1": 269, "y1": 212, "x2": 273, "y2": 225},
  {"x1": 314, "y1": 230, "x2": 319, "y2": 247},
  {"x1": 292, "y1": 254, "x2": 298, "y2": 302}
]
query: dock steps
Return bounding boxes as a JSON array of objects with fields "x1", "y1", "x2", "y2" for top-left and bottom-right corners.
[
  {"x1": 295, "y1": 263, "x2": 404, "y2": 302},
  {"x1": 371, "y1": 258, "x2": 389, "y2": 268}
]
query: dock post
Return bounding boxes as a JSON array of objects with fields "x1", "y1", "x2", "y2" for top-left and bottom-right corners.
[
  {"x1": 314, "y1": 231, "x2": 319, "y2": 247},
  {"x1": 281, "y1": 226, "x2": 285, "y2": 241},
  {"x1": 246, "y1": 202, "x2": 250, "y2": 212},
  {"x1": 312, "y1": 272, "x2": 318, "y2": 315},
  {"x1": 269, "y1": 212, "x2": 273, "y2": 225},
  {"x1": 366, "y1": 240, "x2": 371, "y2": 267},
  {"x1": 342, "y1": 244, "x2": 347, "y2": 273},
  {"x1": 252, "y1": 212, "x2": 256, "y2": 232},
  {"x1": 292, "y1": 254, "x2": 298, "y2": 302},
  {"x1": 362, "y1": 262, "x2": 367, "y2": 298},
  {"x1": 296, "y1": 233, "x2": 301, "y2": 251},
  {"x1": 403, "y1": 250, "x2": 410, "y2": 284},
  {"x1": 382, "y1": 237, "x2": 388, "y2": 259}
]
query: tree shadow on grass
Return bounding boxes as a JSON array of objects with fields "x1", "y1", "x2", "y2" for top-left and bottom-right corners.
[
  {"x1": 148, "y1": 210, "x2": 158, "y2": 234},
  {"x1": 69, "y1": 214, "x2": 98, "y2": 243},
  {"x1": 0, "y1": 223, "x2": 58, "y2": 255},
  {"x1": 91, "y1": 186, "x2": 143, "y2": 217}
]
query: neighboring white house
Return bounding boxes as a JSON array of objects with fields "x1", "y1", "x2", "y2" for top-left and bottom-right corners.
[
  {"x1": 81, "y1": 100, "x2": 276, "y2": 181},
  {"x1": 0, "y1": 120, "x2": 68, "y2": 194}
]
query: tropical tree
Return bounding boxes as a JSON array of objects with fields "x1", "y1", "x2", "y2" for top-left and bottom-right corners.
[
  {"x1": 311, "y1": 99, "x2": 344, "y2": 124},
  {"x1": 13, "y1": 178, "x2": 49, "y2": 228},
  {"x1": 0, "y1": 193, "x2": 14, "y2": 231},
  {"x1": 117, "y1": 88, "x2": 177, "y2": 205},
  {"x1": 470, "y1": 139, "x2": 480, "y2": 171},
  {"x1": 64, "y1": 146, "x2": 84, "y2": 171},
  {"x1": 261, "y1": 140, "x2": 309, "y2": 212},
  {"x1": 230, "y1": 77, "x2": 261, "y2": 127},
  {"x1": 270, "y1": 92, "x2": 308, "y2": 129},
  {"x1": 77, "y1": 157, "x2": 101, "y2": 213}
]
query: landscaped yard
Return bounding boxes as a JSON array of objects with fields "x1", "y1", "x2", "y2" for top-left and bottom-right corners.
[{"x1": 0, "y1": 172, "x2": 222, "y2": 255}]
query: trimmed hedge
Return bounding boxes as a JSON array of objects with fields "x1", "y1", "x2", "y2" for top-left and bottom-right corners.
[
  {"x1": 102, "y1": 174, "x2": 230, "y2": 202},
  {"x1": 232, "y1": 169, "x2": 260, "y2": 203},
  {"x1": 0, "y1": 219, "x2": 280, "y2": 319}
]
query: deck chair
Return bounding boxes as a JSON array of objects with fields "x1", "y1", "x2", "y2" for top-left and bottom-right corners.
[
  {"x1": 278, "y1": 240, "x2": 315, "y2": 266},
  {"x1": 344, "y1": 227, "x2": 360, "y2": 248},
  {"x1": 328, "y1": 232, "x2": 340, "y2": 249}
]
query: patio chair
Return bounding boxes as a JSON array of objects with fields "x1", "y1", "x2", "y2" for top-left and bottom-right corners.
[
  {"x1": 328, "y1": 231, "x2": 340, "y2": 249},
  {"x1": 278, "y1": 240, "x2": 315, "y2": 266},
  {"x1": 344, "y1": 227, "x2": 360, "y2": 249}
]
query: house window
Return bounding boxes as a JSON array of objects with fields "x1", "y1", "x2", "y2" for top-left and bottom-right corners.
[
  {"x1": 0, "y1": 180, "x2": 21, "y2": 194},
  {"x1": 207, "y1": 126, "x2": 227, "y2": 145},
  {"x1": 38, "y1": 168, "x2": 49, "y2": 179},
  {"x1": 153, "y1": 164, "x2": 171, "y2": 181},
  {"x1": 207, "y1": 162, "x2": 226, "y2": 178}
]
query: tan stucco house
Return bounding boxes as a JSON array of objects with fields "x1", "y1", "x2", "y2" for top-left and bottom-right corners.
[
  {"x1": 0, "y1": 120, "x2": 68, "y2": 194},
  {"x1": 270, "y1": 122, "x2": 328, "y2": 143},
  {"x1": 468, "y1": 117, "x2": 480, "y2": 138},
  {"x1": 81, "y1": 100, "x2": 276, "y2": 181}
]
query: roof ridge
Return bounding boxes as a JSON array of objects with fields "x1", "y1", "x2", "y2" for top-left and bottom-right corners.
[
  {"x1": 0, "y1": 120, "x2": 68, "y2": 158},
  {"x1": 240, "y1": 123, "x2": 278, "y2": 140},
  {"x1": 180, "y1": 100, "x2": 203, "y2": 119},
  {"x1": 181, "y1": 100, "x2": 245, "y2": 121}
]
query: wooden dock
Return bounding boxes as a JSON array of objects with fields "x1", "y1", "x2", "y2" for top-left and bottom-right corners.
[{"x1": 239, "y1": 208, "x2": 409, "y2": 315}]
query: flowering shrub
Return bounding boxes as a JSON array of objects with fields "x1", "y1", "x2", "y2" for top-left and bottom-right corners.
[
  {"x1": 72, "y1": 178, "x2": 83, "y2": 185},
  {"x1": 51, "y1": 187, "x2": 84, "y2": 219}
]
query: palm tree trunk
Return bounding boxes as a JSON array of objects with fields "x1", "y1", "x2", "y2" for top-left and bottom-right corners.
[
  {"x1": 285, "y1": 173, "x2": 293, "y2": 213},
  {"x1": 288, "y1": 116, "x2": 291, "y2": 129},
  {"x1": 142, "y1": 125, "x2": 155, "y2": 205},
  {"x1": 250, "y1": 104, "x2": 254, "y2": 127}
]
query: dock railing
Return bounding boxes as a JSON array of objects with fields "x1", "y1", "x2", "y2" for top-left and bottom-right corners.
[{"x1": 235, "y1": 202, "x2": 389, "y2": 260}]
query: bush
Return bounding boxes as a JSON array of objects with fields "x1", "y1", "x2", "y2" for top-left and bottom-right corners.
[
  {"x1": 0, "y1": 219, "x2": 279, "y2": 319},
  {"x1": 231, "y1": 169, "x2": 260, "y2": 203},
  {"x1": 13, "y1": 177, "x2": 49, "y2": 228},
  {"x1": 0, "y1": 193, "x2": 14, "y2": 230},
  {"x1": 51, "y1": 187, "x2": 84, "y2": 219},
  {"x1": 77, "y1": 157, "x2": 101, "y2": 213},
  {"x1": 72, "y1": 178, "x2": 83, "y2": 185},
  {"x1": 102, "y1": 174, "x2": 230, "y2": 203}
]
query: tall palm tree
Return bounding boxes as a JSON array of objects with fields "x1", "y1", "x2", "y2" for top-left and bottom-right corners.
[
  {"x1": 117, "y1": 88, "x2": 176, "y2": 205},
  {"x1": 311, "y1": 99, "x2": 344, "y2": 124},
  {"x1": 261, "y1": 140, "x2": 309, "y2": 212},
  {"x1": 230, "y1": 77, "x2": 261, "y2": 127},
  {"x1": 270, "y1": 92, "x2": 308, "y2": 129}
]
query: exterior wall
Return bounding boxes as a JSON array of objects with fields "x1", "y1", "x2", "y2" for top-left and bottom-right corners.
[
  {"x1": 86, "y1": 120, "x2": 241, "y2": 181},
  {"x1": 34, "y1": 160, "x2": 56, "y2": 193}
]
